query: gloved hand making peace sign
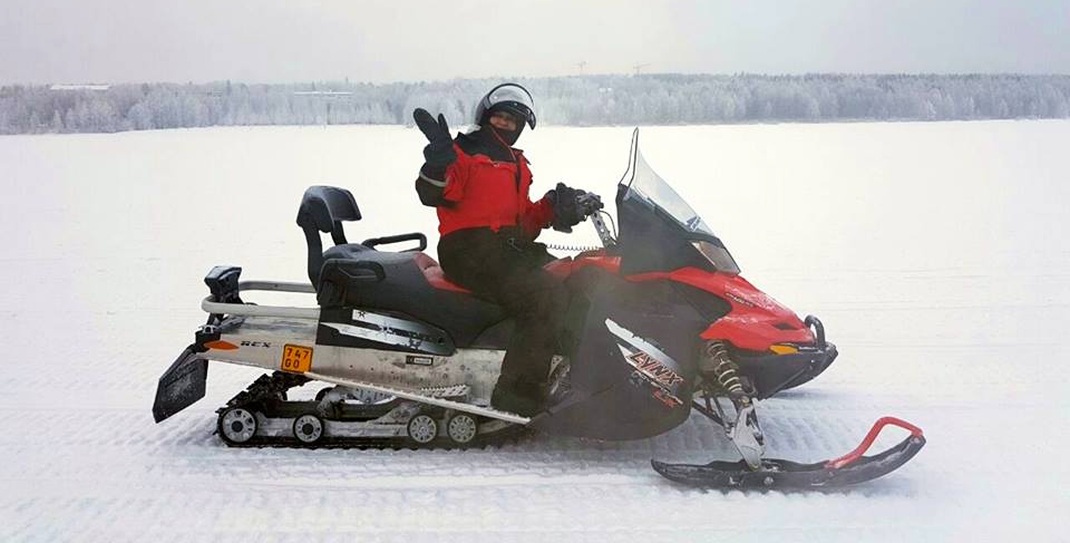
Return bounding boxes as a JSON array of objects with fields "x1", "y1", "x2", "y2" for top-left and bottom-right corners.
[{"x1": 413, "y1": 108, "x2": 456, "y2": 168}]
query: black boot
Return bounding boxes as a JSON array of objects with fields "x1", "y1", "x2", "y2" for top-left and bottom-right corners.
[{"x1": 491, "y1": 377, "x2": 548, "y2": 417}]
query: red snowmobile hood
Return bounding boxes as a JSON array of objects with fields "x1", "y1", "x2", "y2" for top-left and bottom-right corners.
[
  {"x1": 627, "y1": 267, "x2": 815, "y2": 352},
  {"x1": 554, "y1": 255, "x2": 814, "y2": 351}
]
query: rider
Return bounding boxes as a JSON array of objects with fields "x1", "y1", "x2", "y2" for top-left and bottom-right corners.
[{"x1": 413, "y1": 83, "x2": 587, "y2": 416}]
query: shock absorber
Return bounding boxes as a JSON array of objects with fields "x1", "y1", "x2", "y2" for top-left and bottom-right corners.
[{"x1": 702, "y1": 341, "x2": 747, "y2": 400}]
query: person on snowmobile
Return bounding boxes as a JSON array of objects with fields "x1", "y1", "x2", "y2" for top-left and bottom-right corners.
[{"x1": 412, "y1": 82, "x2": 588, "y2": 416}]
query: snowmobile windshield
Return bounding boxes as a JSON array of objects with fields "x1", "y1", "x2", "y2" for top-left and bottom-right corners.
[
  {"x1": 615, "y1": 129, "x2": 740, "y2": 275},
  {"x1": 624, "y1": 142, "x2": 713, "y2": 237}
]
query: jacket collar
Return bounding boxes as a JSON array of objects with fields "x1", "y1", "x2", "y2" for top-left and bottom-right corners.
[{"x1": 457, "y1": 129, "x2": 525, "y2": 163}]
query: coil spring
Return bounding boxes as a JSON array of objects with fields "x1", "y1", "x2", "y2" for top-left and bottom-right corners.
[
  {"x1": 703, "y1": 341, "x2": 745, "y2": 397},
  {"x1": 546, "y1": 242, "x2": 603, "y2": 252}
]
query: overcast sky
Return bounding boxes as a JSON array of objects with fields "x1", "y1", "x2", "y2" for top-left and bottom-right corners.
[{"x1": 2, "y1": 0, "x2": 1068, "y2": 85}]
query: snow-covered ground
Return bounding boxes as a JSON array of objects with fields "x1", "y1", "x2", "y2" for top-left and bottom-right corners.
[{"x1": 2, "y1": 121, "x2": 1068, "y2": 542}]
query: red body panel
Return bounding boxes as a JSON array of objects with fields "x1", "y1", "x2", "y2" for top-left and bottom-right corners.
[
  {"x1": 634, "y1": 267, "x2": 814, "y2": 351},
  {"x1": 420, "y1": 250, "x2": 813, "y2": 352},
  {"x1": 568, "y1": 256, "x2": 814, "y2": 351}
]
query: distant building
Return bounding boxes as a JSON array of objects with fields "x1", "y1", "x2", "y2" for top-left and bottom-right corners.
[{"x1": 50, "y1": 84, "x2": 110, "y2": 91}]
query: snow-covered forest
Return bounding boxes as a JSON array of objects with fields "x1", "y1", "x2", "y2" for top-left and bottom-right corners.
[{"x1": 2, "y1": 73, "x2": 1069, "y2": 134}]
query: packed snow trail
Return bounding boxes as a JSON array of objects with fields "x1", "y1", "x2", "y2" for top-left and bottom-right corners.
[{"x1": 2, "y1": 122, "x2": 1068, "y2": 542}]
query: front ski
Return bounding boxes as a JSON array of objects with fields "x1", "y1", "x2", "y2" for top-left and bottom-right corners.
[{"x1": 652, "y1": 417, "x2": 925, "y2": 489}]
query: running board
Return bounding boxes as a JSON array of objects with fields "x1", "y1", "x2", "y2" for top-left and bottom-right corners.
[{"x1": 304, "y1": 371, "x2": 532, "y2": 425}]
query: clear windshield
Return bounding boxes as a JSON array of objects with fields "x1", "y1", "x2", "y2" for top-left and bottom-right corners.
[
  {"x1": 620, "y1": 130, "x2": 714, "y2": 236},
  {"x1": 614, "y1": 129, "x2": 740, "y2": 275}
]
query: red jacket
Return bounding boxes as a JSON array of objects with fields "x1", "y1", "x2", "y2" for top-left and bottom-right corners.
[{"x1": 437, "y1": 139, "x2": 554, "y2": 239}]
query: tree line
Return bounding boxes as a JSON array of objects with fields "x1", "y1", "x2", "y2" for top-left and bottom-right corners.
[{"x1": 1, "y1": 73, "x2": 1068, "y2": 135}]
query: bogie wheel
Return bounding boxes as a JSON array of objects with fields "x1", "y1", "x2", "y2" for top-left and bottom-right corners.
[
  {"x1": 407, "y1": 414, "x2": 439, "y2": 444},
  {"x1": 218, "y1": 407, "x2": 258, "y2": 445},
  {"x1": 446, "y1": 413, "x2": 479, "y2": 444},
  {"x1": 293, "y1": 414, "x2": 325, "y2": 445}
]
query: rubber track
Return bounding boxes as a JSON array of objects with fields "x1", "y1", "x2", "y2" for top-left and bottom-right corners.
[{"x1": 216, "y1": 371, "x2": 532, "y2": 451}]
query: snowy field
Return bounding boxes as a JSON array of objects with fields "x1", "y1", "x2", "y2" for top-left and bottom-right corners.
[{"x1": 2, "y1": 120, "x2": 1068, "y2": 542}]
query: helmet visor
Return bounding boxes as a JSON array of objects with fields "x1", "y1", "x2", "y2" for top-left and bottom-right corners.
[{"x1": 484, "y1": 84, "x2": 536, "y2": 128}]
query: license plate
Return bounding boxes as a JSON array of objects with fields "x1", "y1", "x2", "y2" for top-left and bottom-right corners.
[{"x1": 280, "y1": 344, "x2": 313, "y2": 373}]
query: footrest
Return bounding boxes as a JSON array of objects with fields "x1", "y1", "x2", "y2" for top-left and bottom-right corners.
[
  {"x1": 419, "y1": 384, "x2": 470, "y2": 399},
  {"x1": 305, "y1": 371, "x2": 529, "y2": 424}
]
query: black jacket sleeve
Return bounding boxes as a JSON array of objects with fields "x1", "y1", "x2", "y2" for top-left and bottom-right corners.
[{"x1": 415, "y1": 163, "x2": 449, "y2": 207}]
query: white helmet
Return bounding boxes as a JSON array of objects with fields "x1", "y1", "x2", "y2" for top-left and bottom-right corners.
[{"x1": 474, "y1": 83, "x2": 536, "y2": 129}]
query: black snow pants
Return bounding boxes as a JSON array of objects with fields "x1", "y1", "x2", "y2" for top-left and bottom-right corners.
[{"x1": 438, "y1": 227, "x2": 568, "y2": 407}]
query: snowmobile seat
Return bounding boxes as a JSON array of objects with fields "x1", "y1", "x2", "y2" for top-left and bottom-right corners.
[
  {"x1": 297, "y1": 185, "x2": 429, "y2": 288},
  {"x1": 296, "y1": 186, "x2": 371, "y2": 287},
  {"x1": 316, "y1": 250, "x2": 507, "y2": 347}
]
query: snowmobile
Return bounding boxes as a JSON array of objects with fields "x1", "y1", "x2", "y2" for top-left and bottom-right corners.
[{"x1": 153, "y1": 128, "x2": 925, "y2": 489}]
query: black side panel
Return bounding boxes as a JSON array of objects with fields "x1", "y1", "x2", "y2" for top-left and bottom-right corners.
[
  {"x1": 317, "y1": 251, "x2": 507, "y2": 348},
  {"x1": 672, "y1": 282, "x2": 732, "y2": 324},
  {"x1": 535, "y1": 268, "x2": 707, "y2": 440},
  {"x1": 469, "y1": 318, "x2": 514, "y2": 350},
  {"x1": 317, "y1": 307, "x2": 456, "y2": 356}
]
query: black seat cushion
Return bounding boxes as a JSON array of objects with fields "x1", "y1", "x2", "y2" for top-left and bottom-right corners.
[{"x1": 317, "y1": 250, "x2": 507, "y2": 347}]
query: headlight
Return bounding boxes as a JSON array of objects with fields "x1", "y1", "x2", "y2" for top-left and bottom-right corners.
[{"x1": 692, "y1": 240, "x2": 740, "y2": 274}]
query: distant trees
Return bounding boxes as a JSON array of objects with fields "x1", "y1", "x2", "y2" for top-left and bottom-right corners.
[{"x1": 1, "y1": 73, "x2": 1068, "y2": 135}]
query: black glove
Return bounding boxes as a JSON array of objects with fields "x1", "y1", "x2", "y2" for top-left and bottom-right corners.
[
  {"x1": 576, "y1": 191, "x2": 604, "y2": 215},
  {"x1": 549, "y1": 182, "x2": 586, "y2": 233},
  {"x1": 413, "y1": 108, "x2": 456, "y2": 168}
]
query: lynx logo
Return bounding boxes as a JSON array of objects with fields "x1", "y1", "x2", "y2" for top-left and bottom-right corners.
[
  {"x1": 240, "y1": 340, "x2": 271, "y2": 348},
  {"x1": 605, "y1": 318, "x2": 686, "y2": 409},
  {"x1": 625, "y1": 352, "x2": 684, "y2": 387}
]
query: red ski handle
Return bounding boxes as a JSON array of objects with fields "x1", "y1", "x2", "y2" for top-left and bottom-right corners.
[{"x1": 825, "y1": 417, "x2": 925, "y2": 470}]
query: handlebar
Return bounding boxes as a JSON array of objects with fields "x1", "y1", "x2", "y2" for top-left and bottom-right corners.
[
  {"x1": 577, "y1": 192, "x2": 616, "y2": 248},
  {"x1": 576, "y1": 192, "x2": 604, "y2": 218}
]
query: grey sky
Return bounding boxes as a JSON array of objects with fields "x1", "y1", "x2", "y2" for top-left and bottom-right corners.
[{"x1": 2, "y1": 0, "x2": 1068, "y2": 84}]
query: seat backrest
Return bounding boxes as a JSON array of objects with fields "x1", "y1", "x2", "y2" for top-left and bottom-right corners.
[{"x1": 296, "y1": 186, "x2": 363, "y2": 286}]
